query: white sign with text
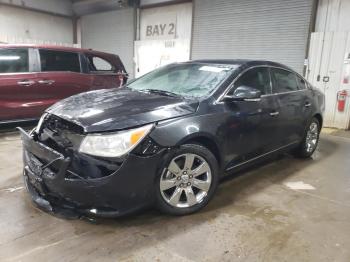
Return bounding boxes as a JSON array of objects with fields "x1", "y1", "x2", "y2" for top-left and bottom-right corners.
[{"x1": 141, "y1": 12, "x2": 177, "y2": 40}]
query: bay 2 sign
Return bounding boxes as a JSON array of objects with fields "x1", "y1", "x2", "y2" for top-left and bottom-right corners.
[
  {"x1": 146, "y1": 23, "x2": 176, "y2": 38},
  {"x1": 141, "y1": 12, "x2": 177, "y2": 40}
]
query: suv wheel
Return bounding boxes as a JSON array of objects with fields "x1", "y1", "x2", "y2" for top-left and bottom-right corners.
[
  {"x1": 294, "y1": 117, "x2": 320, "y2": 158},
  {"x1": 155, "y1": 144, "x2": 219, "y2": 215}
]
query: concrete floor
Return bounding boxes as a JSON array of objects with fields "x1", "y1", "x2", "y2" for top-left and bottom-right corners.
[{"x1": 0, "y1": 131, "x2": 349, "y2": 261}]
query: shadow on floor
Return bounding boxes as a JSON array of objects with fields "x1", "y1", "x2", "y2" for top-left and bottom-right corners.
[{"x1": 76, "y1": 136, "x2": 339, "y2": 229}]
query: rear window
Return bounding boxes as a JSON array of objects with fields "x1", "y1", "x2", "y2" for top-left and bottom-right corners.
[
  {"x1": 87, "y1": 55, "x2": 115, "y2": 72},
  {"x1": 0, "y1": 48, "x2": 29, "y2": 73},
  {"x1": 39, "y1": 50, "x2": 80, "y2": 73}
]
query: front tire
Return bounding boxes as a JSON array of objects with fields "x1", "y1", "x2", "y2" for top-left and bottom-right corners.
[
  {"x1": 294, "y1": 117, "x2": 320, "y2": 158},
  {"x1": 155, "y1": 144, "x2": 219, "y2": 216}
]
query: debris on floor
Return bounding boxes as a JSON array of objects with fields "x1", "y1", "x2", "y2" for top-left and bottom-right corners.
[{"x1": 1, "y1": 186, "x2": 24, "y2": 193}]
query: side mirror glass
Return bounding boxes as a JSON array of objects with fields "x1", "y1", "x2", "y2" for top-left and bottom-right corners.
[{"x1": 224, "y1": 85, "x2": 262, "y2": 101}]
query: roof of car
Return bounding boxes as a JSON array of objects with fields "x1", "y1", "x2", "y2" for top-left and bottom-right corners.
[
  {"x1": 191, "y1": 59, "x2": 251, "y2": 64},
  {"x1": 190, "y1": 59, "x2": 293, "y2": 71},
  {"x1": 0, "y1": 44, "x2": 116, "y2": 57}
]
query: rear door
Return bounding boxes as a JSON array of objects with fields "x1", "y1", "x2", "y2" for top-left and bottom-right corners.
[
  {"x1": 270, "y1": 67, "x2": 308, "y2": 146},
  {"x1": 84, "y1": 54, "x2": 123, "y2": 89},
  {"x1": 0, "y1": 47, "x2": 41, "y2": 121},
  {"x1": 296, "y1": 75, "x2": 314, "y2": 134},
  {"x1": 36, "y1": 49, "x2": 93, "y2": 102}
]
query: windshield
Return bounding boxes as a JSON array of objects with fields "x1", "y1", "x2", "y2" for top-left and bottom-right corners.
[{"x1": 127, "y1": 63, "x2": 238, "y2": 98}]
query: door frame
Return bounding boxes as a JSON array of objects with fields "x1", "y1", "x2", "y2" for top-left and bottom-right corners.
[{"x1": 307, "y1": 31, "x2": 350, "y2": 129}]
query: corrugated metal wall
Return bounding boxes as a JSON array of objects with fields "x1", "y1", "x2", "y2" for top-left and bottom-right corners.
[
  {"x1": 191, "y1": 0, "x2": 314, "y2": 74},
  {"x1": 81, "y1": 8, "x2": 134, "y2": 77}
]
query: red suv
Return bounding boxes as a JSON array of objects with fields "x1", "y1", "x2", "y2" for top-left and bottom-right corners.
[{"x1": 0, "y1": 44, "x2": 128, "y2": 123}]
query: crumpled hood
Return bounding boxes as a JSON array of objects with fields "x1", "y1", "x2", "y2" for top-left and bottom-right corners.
[{"x1": 46, "y1": 88, "x2": 199, "y2": 133}]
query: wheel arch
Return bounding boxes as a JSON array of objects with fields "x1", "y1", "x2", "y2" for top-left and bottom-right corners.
[
  {"x1": 313, "y1": 113, "x2": 323, "y2": 128},
  {"x1": 177, "y1": 133, "x2": 222, "y2": 166}
]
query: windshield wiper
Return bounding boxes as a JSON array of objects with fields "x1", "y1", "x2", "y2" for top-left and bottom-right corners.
[{"x1": 142, "y1": 89, "x2": 182, "y2": 98}]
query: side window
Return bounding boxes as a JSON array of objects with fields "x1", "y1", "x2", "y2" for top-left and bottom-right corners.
[
  {"x1": 0, "y1": 48, "x2": 29, "y2": 73},
  {"x1": 87, "y1": 56, "x2": 115, "y2": 72},
  {"x1": 296, "y1": 76, "x2": 307, "y2": 90},
  {"x1": 39, "y1": 50, "x2": 80, "y2": 73},
  {"x1": 271, "y1": 68, "x2": 298, "y2": 93},
  {"x1": 229, "y1": 67, "x2": 271, "y2": 95}
]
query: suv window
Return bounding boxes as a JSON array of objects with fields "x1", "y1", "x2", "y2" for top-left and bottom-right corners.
[
  {"x1": 39, "y1": 50, "x2": 80, "y2": 73},
  {"x1": 296, "y1": 75, "x2": 307, "y2": 90},
  {"x1": 87, "y1": 56, "x2": 114, "y2": 72},
  {"x1": 271, "y1": 68, "x2": 298, "y2": 93},
  {"x1": 0, "y1": 48, "x2": 29, "y2": 73},
  {"x1": 229, "y1": 67, "x2": 271, "y2": 95}
]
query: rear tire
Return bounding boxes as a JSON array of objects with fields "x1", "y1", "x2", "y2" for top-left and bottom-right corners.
[
  {"x1": 294, "y1": 117, "x2": 320, "y2": 158},
  {"x1": 155, "y1": 144, "x2": 219, "y2": 216}
]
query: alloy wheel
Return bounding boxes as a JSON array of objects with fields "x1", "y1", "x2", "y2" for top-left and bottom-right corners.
[
  {"x1": 305, "y1": 122, "x2": 319, "y2": 153},
  {"x1": 160, "y1": 153, "x2": 212, "y2": 208}
]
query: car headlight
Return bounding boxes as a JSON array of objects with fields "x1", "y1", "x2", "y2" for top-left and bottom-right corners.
[{"x1": 79, "y1": 124, "x2": 153, "y2": 157}]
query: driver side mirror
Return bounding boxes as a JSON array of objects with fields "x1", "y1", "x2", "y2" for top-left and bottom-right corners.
[{"x1": 224, "y1": 85, "x2": 262, "y2": 101}]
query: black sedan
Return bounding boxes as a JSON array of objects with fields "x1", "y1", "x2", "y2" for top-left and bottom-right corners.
[{"x1": 19, "y1": 60, "x2": 324, "y2": 217}]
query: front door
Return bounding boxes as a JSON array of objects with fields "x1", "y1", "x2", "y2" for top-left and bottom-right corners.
[{"x1": 223, "y1": 67, "x2": 280, "y2": 169}]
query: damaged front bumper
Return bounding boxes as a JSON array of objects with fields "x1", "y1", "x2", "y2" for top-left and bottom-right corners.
[{"x1": 19, "y1": 128, "x2": 166, "y2": 218}]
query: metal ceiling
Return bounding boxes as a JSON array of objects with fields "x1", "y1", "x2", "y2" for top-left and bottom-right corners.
[{"x1": 72, "y1": 0, "x2": 131, "y2": 16}]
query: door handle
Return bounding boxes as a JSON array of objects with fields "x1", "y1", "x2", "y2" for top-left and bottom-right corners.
[
  {"x1": 38, "y1": 80, "x2": 55, "y2": 85},
  {"x1": 17, "y1": 80, "x2": 35, "y2": 86},
  {"x1": 305, "y1": 102, "x2": 311, "y2": 108},
  {"x1": 269, "y1": 111, "x2": 279, "y2": 117}
]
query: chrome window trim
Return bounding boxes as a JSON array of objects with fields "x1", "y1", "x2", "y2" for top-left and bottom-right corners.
[
  {"x1": 217, "y1": 65, "x2": 310, "y2": 104},
  {"x1": 261, "y1": 89, "x2": 309, "y2": 97}
]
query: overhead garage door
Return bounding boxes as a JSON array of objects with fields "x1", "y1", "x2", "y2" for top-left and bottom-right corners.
[
  {"x1": 191, "y1": 0, "x2": 314, "y2": 74},
  {"x1": 81, "y1": 8, "x2": 134, "y2": 77}
]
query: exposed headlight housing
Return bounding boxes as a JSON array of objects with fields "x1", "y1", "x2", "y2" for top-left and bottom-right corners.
[
  {"x1": 35, "y1": 113, "x2": 48, "y2": 134},
  {"x1": 79, "y1": 124, "x2": 153, "y2": 158}
]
